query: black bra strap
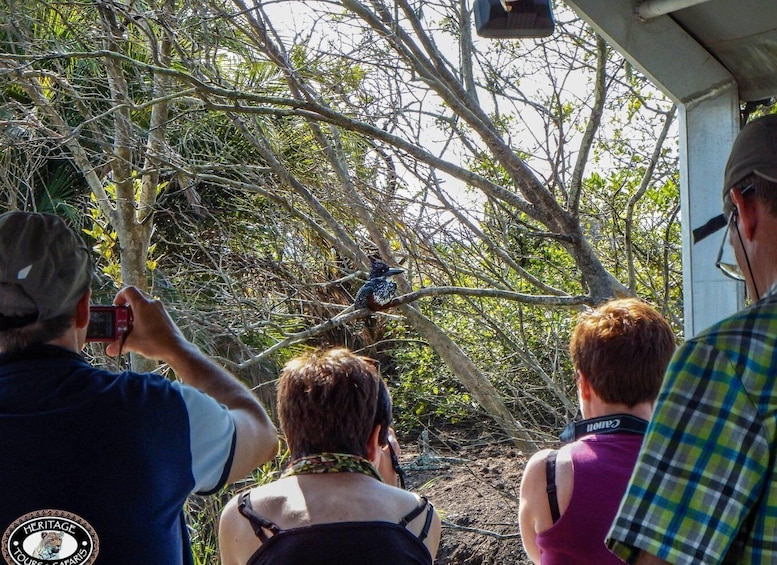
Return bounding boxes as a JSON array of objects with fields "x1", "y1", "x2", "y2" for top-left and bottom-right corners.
[
  {"x1": 399, "y1": 495, "x2": 429, "y2": 526},
  {"x1": 237, "y1": 491, "x2": 282, "y2": 543},
  {"x1": 399, "y1": 496, "x2": 434, "y2": 542},
  {"x1": 418, "y1": 500, "x2": 435, "y2": 542},
  {"x1": 545, "y1": 450, "x2": 561, "y2": 524}
]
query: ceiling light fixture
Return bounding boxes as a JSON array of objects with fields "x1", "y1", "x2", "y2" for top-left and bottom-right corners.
[{"x1": 474, "y1": 0, "x2": 555, "y2": 39}]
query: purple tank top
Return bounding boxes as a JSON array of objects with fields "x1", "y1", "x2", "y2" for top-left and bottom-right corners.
[{"x1": 535, "y1": 434, "x2": 643, "y2": 564}]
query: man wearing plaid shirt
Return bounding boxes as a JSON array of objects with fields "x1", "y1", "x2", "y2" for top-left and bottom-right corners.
[{"x1": 607, "y1": 113, "x2": 777, "y2": 564}]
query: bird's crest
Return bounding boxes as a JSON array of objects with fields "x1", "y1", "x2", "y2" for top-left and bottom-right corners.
[{"x1": 368, "y1": 257, "x2": 403, "y2": 279}]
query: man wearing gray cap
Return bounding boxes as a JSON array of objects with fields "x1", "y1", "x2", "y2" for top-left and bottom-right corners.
[
  {"x1": 0, "y1": 211, "x2": 277, "y2": 565},
  {"x1": 606, "y1": 112, "x2": 777, "y2": 565}
]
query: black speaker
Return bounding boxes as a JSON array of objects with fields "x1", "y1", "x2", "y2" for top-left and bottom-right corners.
[{"x1": 474, "y1": 0, "x2": 555, "y2": 39}]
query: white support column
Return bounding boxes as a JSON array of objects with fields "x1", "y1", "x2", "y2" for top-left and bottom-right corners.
[{"x1": 679, "y1": 94, "x2": 744, "y2": 337}]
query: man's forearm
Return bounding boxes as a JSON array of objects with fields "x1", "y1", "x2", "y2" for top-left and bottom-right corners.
[
  {"x1": 165, "y1": 341, "x2": 278, "y2": 477},
  {"x1": 108, "y1": 286, "x2": 278, "y2": 477},
  {"x1": 164, "y1": 341, "x2": 257, "y2": 410}
]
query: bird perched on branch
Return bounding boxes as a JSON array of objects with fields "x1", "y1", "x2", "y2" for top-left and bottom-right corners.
[{"x1": 353, "y1": 258, "x2": 404, "y2": 312}]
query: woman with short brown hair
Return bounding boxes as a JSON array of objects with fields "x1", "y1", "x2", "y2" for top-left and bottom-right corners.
[{"x1": 219, "y1": 348, "x2": 441, "y2": 564}]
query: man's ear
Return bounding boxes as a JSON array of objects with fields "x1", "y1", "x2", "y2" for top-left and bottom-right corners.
[
  {"x1": 577, "y1": 371, "x2": 593, "y2": 401},
  {"x1": 75, "y1": 290, "x2": 91, "y2": 330},
  {"x1": 731, "y1": 187, "x2": 758, "y2": 240}
]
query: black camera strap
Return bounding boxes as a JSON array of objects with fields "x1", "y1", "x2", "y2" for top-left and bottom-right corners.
[
  {"x1": 388, "y1": 442, "x2": 407, "y2": 490},
  {"x1": 559, "y1": 413, "x2": 648, "y2": 443},
  {"x1": 546, "y1": 413, "x2": 648, "y2": 524}
]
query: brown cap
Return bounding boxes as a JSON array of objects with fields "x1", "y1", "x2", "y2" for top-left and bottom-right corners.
[
  {"x1": 0, "y1": 211, "x2": 91, "y2": 323},
  {"x1": 724, "y1": 113, "x2": 777, "y2": 197}
]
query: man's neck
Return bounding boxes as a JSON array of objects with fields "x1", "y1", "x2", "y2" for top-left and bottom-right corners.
[
  {"x1": 764, "y1": 279, "x2": 777, "y2": 298},
  {"x1": 48, "y1": 328, "x2": 83, "y2": 353},
  {"x1": 582, "y1": 401, "x2": 652, "y2": 422}
]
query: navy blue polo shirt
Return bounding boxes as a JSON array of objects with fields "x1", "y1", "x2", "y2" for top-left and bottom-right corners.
[{"x1": 0, "y1": 345, "x2": 236, "y2": 565}]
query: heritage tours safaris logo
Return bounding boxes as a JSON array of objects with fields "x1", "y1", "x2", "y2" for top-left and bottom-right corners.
[{"x1": 1, "y1": 510, "x2": 99, "y2": 565}]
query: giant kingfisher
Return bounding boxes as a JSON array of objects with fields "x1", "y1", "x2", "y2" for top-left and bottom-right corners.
[{"x1": 353, "y1": 258, "x2": 404, "y2": 312}]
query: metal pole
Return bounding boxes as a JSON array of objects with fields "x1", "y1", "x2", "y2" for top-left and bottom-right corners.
[{"x1": 636, "y1": 0, "x2": 713, "y2": 20}]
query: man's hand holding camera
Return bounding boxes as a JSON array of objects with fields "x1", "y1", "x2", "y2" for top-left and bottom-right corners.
[{"x1": 103, "y1": 286, "x2": 190, "y2": 363}]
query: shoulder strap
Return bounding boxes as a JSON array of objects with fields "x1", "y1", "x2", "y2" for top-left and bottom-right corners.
[
  {"x1": 237, "y1": 491, "x2": 282, "y2": 543},
  {"x1": 545, "y1": 450, "x2": 561, "y2": 524},
  {"x1": 398, "y1": 496, "x2": 434, "y2": 542},
  {"x1": 398, "y1": 495, "x2": 428, "y2": 526},
  {"x1": 418, "y1": 500, "x2": 435, "y2": 542}
]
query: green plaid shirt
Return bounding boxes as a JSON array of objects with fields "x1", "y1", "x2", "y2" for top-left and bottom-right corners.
[{"x1": 607, "y1": 284, "x2": 777, "y2": 564}]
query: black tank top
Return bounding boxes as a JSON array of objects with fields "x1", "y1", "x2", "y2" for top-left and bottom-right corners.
[{"x1": 237, "y1": 491, "x2": 435, "y2": 565}]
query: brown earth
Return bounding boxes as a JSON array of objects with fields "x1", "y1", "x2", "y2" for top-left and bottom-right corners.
[{"x1": 399, "y1": 431, "x2": 533, "y2": 565}]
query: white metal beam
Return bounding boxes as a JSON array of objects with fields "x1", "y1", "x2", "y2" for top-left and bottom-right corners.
[
  {"x1": 635, "y1": 0, "x2": 714, "y2": 20},
  {"x1": 563, "y1": 0, "x2": 735, "y2": 105}
]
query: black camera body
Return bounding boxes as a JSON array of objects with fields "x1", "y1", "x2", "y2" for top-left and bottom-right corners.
[{"x1": 87, "y1": 305, "x2": 133, "y2": 342}]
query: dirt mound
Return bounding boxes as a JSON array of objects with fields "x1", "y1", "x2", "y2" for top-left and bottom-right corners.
[{"x1": 401, "y1": 435, "x2": 531, "y2": 564}]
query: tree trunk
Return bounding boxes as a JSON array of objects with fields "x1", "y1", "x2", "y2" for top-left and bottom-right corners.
[{"x1": 400, "y1": 304, "x2": 538, "y2": 453}]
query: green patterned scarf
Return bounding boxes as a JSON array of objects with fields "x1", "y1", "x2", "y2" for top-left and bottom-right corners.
[{"x1": 282, "y1": 452, "x2": 383, "y2": 482}]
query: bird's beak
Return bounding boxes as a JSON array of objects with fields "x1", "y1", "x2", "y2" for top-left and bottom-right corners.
[{"x1": 385, "y1": 268, "x2": 404, "y2": 276}]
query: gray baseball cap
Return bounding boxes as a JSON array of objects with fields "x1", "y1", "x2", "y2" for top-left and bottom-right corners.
[
  {"x1": 724, "y1": 113, "x2": 777, "y2": 195},
  {"x1": 0, "y1": 211, "x2": 91, "y2": 324},
  {"x1": 695, "y1": 113, "x2": 777, "y2": 244}
]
